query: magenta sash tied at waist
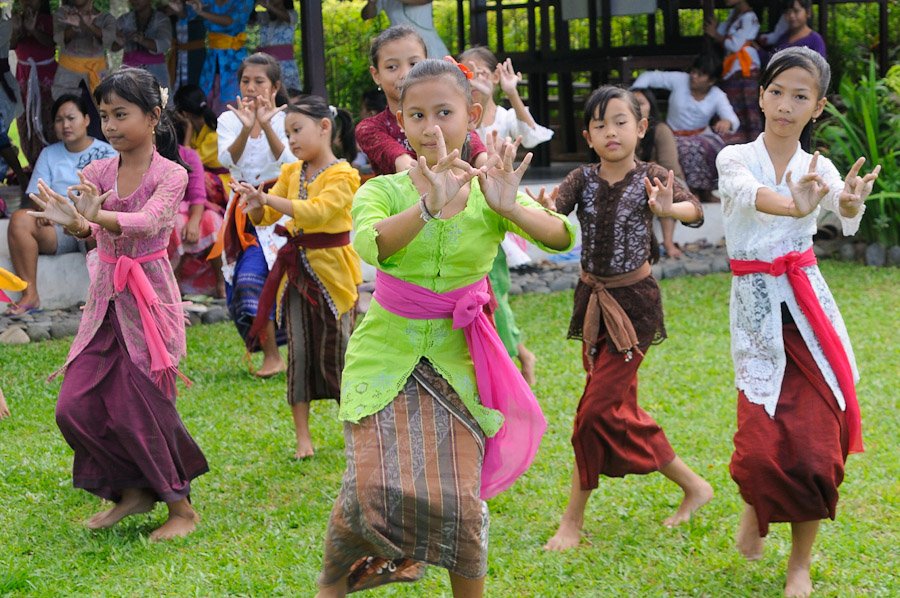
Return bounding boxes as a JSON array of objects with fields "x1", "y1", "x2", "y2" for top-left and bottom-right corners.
[
  {"x1": 374, "y1": 270, "x2": 547, "y2": 499},
  {"x1": 99, "y1": 248, "x2": 191, "y2": 387},
  {"x1": 730, "y1": 247, "x2": 862, "y2": 453},
  {"x1": 123, "y1": 50, "x2": 166, "y2": 66}
]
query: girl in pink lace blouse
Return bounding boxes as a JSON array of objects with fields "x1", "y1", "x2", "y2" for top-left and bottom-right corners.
[{"x1": 27, "y1": 67, "x2": 208, "y2": 542}]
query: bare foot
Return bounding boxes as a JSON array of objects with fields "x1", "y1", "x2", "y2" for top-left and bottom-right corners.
[
  {"x1": 664, "y1": 242, "x2": 683, "y2": 259},
  {"x1": 293, "y1": 441, "x2": 315, "y2": 460},
  {"x1": 517, "y1": 344, "x2": 537, "y2": 386},
  {"x1": 663, "y1": 478, "x2": 713, "y2": 527},
  {"x1": 149, "y1": 509, "x2": 200, "y2": 541},
  {"x1": 736, "y1": 504, "x2": 765, "y2": 560},
  {"x1": 86, "y1": 489, "x2": 155, "y2": 529},
  {"x1": 784, "y1": 561, "x2": 813, "y2": 597},
  {"x1": 543, "y1": 519, "x2": 582, "y2": 551},
  {"x1": 255, "y1": 359, "x2": 286, "y2": 378}
]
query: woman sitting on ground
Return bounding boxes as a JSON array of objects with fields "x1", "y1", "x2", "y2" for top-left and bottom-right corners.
[{"x1": 5, "y1": 93, "x2": 115, "y2": 315}]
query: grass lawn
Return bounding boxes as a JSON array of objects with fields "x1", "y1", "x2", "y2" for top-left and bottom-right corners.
[{"x1": 1, "y1": 262, "x2": 897, "y2": 596}]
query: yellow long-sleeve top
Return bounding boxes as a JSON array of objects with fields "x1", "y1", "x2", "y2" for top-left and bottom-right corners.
[
  {"x1": 251, "y1": 160, "x2": 362, "y2": 317},
  {"x1": 190, "y1": 125, "x2": 222, "y2": 170}
]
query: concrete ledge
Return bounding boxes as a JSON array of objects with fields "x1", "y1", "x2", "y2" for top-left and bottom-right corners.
[{"x1": 0, "y1": 220, "x2": 90, "y2": 310}]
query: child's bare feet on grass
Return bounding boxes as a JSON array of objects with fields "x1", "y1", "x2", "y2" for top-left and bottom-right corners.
[
  {"x1": 543, "y1": 518, "x2": 583, "y2": 551},
  {"x1": 150, "y1": 500, "x2": 199, "y2": 541},
  {"x1": 784, "y1": 560, "x2": 813, "y2": 597},
  {"x1": 517, "y1": 343, "x2": 536, "y2": 386},
  {"x1": 86, "y1": 488, "x2": 155, "y2": 529},
  {"x1": 0, "y1": 388, "x2": 10, "y2": 420},
  {"x1": 255, "y1": 356, "x2": 286, "y2": 378},
  {"x1": 293, "y1": 440, "x2": 315, "y2": 460},
  {"x1": 736, "y1": 504, "x2": 765, "y2": 560},
  {"x1": 663, "y1": 478, "x2": 713, "y2": 527}
]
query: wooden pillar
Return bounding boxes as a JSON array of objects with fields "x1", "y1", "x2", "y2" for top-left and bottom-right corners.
[
  {"x1": 878, "y1": 0, "x2": 888, "y2": 76},
  {"x1": 299, "y1": 0, "x2": 327, "y2": 99},
  {"x1": 470, "y1": 0, "x2": 488, "y2": 46}
]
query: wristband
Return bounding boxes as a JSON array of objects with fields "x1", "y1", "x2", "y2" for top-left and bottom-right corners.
[{"x1": 419, "y1": 193, "x2": 441, "y2": 222}]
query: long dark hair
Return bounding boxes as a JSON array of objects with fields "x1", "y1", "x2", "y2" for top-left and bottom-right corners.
[
  {"x1": 93, "y1": 67, "x2": 189, "y2": 170},
  {"x1": 285, "y1": 95, "x2": 357, "y2": 161},
  {"x1": 759, "y1": 46, "x2": 830, "y2": 151},
  {"x1": 370, "y1": 25, "x2": 427, "y2": 67},
  {"x1": 173, "y1": 84, "x2": 217, "y2": 130}
]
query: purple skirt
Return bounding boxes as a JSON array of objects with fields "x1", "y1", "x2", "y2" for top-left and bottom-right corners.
[{"x1": 56, "y1": 307, "x2": 209, "y2": 504}]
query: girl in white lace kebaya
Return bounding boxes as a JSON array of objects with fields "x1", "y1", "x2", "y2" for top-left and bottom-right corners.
[{"x1": 716, "y1": 47, "x2": 879, "y2": 598}]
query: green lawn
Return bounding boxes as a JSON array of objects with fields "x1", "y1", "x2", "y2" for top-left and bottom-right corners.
[{"x1": 1, "y1": 262, "x2": 897, "y2": 596}]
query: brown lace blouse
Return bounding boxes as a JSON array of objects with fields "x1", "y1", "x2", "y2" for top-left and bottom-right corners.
[{"x1": 555, "y1": 160, "x2": 702, "y2": 349}]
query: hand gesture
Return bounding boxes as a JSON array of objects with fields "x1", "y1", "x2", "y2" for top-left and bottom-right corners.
[
  {"x1": 496, "y1": 58, "x2": 523, "y2": 98},
  {"x1": 478, "y1": 137, "x2": 533, "y2": 218},
  {"x1": 255, "y1": 90, "x2": 285, "y2": 127},
  {"x1": 786, "y1": 152, "x2": 829, "y2": 217},
  {"x1": 22, "y1": 10, "x2": 39, "y2": 33},
  {"x1": 186, "y1": 0, "x2": 204, "y2": 14},
  {"x1": 713, "y1": 119, "x2": 732, "y2": 135},
  {"x1": 704, "y1": 17, "x2": 719, "y2": 38},
  {"x1": 644, "y1": 169, "x2": 677, "y2": 217},
  {"x1": 410, "y1": 126, "x2": 478, "y2": 216},
  {"x1": 27, "y1": 180, "x2": 79, "y2": 228},
  {"x1": 68, "y1": 171, "x2": 112, "y2": 222},
  {"x1": 839, "y1": 157, "x2": 880, "y2": 217},
  {"x1": 227, "y1": 95, "x2": 257, "y2": 129},
  {"x1": 526, "y1": 185, "x2": 559, "y2": 212},
  {"x1": 232, "y1": 181, "x2": 267, "y2": 213}
]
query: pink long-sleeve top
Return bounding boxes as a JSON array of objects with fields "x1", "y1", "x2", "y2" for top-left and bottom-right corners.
[
  {"x1": 54, "y1": 152, "x2": 189, "y2": 382},
  {"x1": 178, "y1": 145, "x2": 206, "y2": 208}
]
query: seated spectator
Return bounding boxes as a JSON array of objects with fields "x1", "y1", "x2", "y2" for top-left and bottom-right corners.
[
  {"x1": 173, "y1": 83, "x2": 231, "y2": 208},
  {"x1": 759, "y1": 0, "x2": 826, "y2": 62},
  {"x1": 167, "y1": 142, "x2": 226, "y2": 297},
  {"x1": 632, "y1": 87, "x2": 690, "y2": 258},
  {"x1": 5, "y1": 94, "x2": 115, "y2": 315},
  {"x1": 632, "y1": 54, "x2": 740, "y2": 202},
  {"x1": 114, "y1": 0, "x2": 173, "y2": 89},
  {"x1": 1, "y1": 11, "x2": 28, "y2": 194}
]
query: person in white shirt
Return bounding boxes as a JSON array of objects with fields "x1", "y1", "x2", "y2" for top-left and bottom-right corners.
[
  {"x1": 632, "y1": 53, "x2": 739, "y2": 201},
  {"x1": 717, "y1": 47, "x2": 878, "y2": 598},
  {"x1": 361, "y1": 0, "x2": 448, "y2": 60},
  {"x1": 214, "y1": 52, "x2": 297, "y2": 377},
  {"x1": 705, "y1": 0, "x2": 763, "y2": 144},
  {"x1": 6, "y1": 93, "x2": 116, "y2": 315}
]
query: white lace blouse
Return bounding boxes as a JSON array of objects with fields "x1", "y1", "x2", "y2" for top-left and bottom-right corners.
[
  {"x1": 716, "y1": 134, "x2": 863, "y2": 417},
  {"x1": 476, "y1": 105, "x2": 554, "y2": 149}
]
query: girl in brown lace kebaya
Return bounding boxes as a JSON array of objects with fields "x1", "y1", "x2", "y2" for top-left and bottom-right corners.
[{"x1": 544, "y1": 86, "x2": 713, "y2": 551}]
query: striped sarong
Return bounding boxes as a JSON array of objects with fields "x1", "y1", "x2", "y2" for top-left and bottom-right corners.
[
  {"x1": 319, "y1": 360, "x2": 488, "y2": 592},
  {"x1": 285, "y1": 284, "x2": 353, "y2": 405},
  {"x1": 721, "y1": 69, "x2": 763, "y2": 145}
]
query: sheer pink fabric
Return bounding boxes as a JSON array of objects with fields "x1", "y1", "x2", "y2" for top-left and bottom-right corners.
[
  {"x1": 374, "y1": 270, "x2": 546, "y2": 499},
  {"x1": 52, "y1": 152, "x2": 189, "y2": 387}
]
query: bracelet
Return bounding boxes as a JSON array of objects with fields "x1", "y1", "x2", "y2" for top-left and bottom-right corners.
[
  {"x1": 419, "y1": 193, "x2": 441, "y2": 222},
  {"x1": 66, "y1": 216, "x2": 91, "y2": 238}
]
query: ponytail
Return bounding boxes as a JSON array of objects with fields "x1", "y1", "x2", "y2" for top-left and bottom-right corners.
[{"x1": 332, "y1": 108, "x2": 357, "y2": 160}]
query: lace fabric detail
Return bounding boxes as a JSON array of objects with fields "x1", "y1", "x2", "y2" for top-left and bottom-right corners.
[
  {"x1": 718, "y1": 136, "x2": 861, "y2": 414},
  {"x1": 555, "y1": 161, "x2": 700, "y2": 349}
]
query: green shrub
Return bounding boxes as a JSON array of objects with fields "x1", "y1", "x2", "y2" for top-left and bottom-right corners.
[{"x1": 816, "y1": 59, "x2": 900, "y2": 246}]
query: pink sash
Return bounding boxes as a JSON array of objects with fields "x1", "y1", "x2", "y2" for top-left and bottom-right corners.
[
  {"x1": 374, "y1": 270, "x2": 546, "y2": 499},
  {"x1": 730, "y1": 247, "x2": 863, "y2": 453},
  {"x1": 99, "y1": 249, "x2": 190, "y2": 387}
]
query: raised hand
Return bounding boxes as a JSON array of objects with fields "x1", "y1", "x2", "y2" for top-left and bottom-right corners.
[
  {"x1": 839, "y1": 156, "x2": 880, "y2": 217},
  {"x1": 68, "y1": 171, "x2": 112, "y2": 222},
  {"x1": 704, "y1": 17, "x2": 719, "y2": 38},
  {"x1": 644, "y1": 169, "x2": 676, "y2": 217},
  {"x1": 255, "y1": 90, "x2": 285, "y2": 126},
  {"x1": 496, "y1": 58, "x2": 523, "y2": 98},
  {"x1": 785, "y1": 151, "x2": 829, "y2": 217},
  {"x1": 525, "y1": 185, "x2": 559, "y2": 212},
  {"x1": 227, "y1": 95, "x2": 256, "y2": 129},
  {"x1": 231, "y1": 181, "x2": 267, "y2": 213},
  {"x1": 27, "y1": 180, "x2": 79, "y2": 228},
  {"x1": 411, "y1": 126, "x2": 478, "y2": 216},
  {"x1": 478, "y1": 137, "x2": 533, "y2": 217}
]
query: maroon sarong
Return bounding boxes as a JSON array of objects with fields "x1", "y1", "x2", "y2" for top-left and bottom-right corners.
[
  {"x1": 572, "y1": 333, "x2": 675, "y2": 489},
  {"x1": 56, "y1": 307, "x2": 208, "y2": 504},
  {"x1": 730, "y1": 324, "x2": 849, "y2": 537}
]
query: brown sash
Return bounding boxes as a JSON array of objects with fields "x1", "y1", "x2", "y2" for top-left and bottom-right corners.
[{"x1": 580, "y1": 262, "x2": 652, "y2": 356}]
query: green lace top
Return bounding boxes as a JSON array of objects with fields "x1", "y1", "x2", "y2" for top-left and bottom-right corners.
[{"x1": 340, "y1": 171, "x2": 577, "y2": 435}]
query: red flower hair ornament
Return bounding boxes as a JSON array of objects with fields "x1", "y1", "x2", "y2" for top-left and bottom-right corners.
[{"x1": 444, "y1": 56, "x2": 474, "y2": 80}]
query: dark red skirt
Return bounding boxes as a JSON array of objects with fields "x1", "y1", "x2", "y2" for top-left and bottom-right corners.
[
  {"x1": 572, "y1": 335, "x2": 675, "y2": 490},
  {"x1": 730, "y1": 324, "x2": 849, "y2": 536},
  {"x1": 56, "y1": 307, "x2": 209, "y2": 504}
]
